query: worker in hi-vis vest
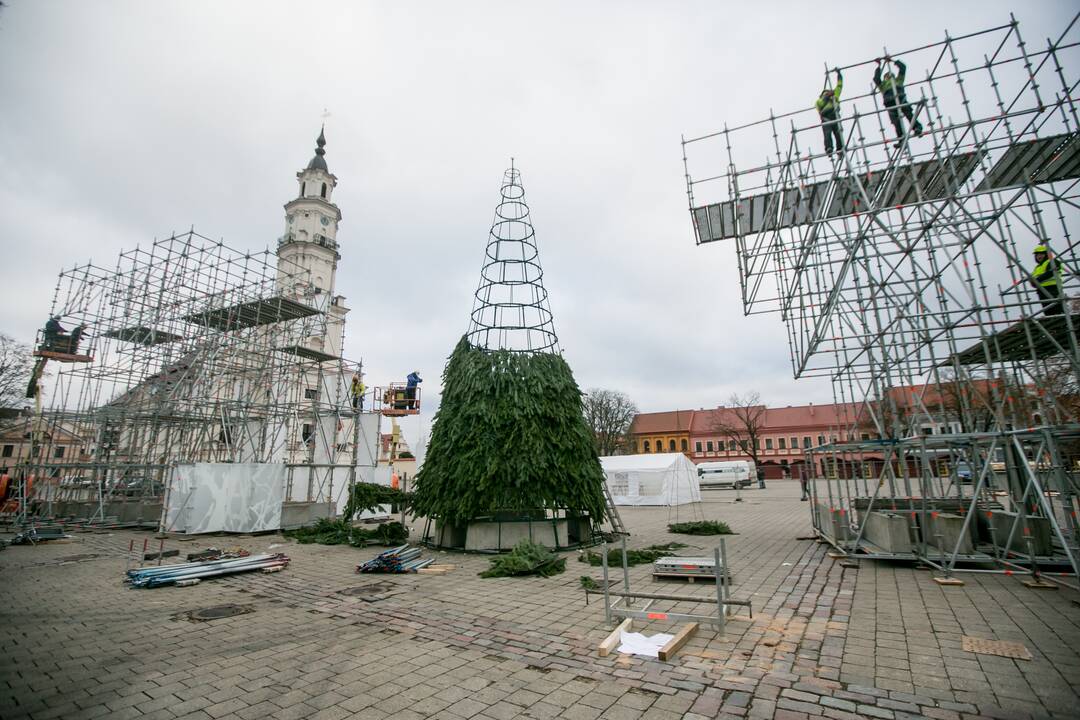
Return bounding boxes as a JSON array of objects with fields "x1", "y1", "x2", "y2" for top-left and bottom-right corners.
[
  {"x1": 815, "y1": 69, "x2": 844, "y2": 159},
  {"x1": 1031, "y1": 244, "x2": 1066, "y2": 316},
  {"x1": 875, "y1": 56, "x2": 924, "y2": 147}
]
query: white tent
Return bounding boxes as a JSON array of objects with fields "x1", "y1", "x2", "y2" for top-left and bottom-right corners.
[{"x1": 599, "y1": 453, "x2": 702, "y2": 506}]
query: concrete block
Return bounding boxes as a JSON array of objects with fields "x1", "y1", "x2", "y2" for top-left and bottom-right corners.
[
  {"x1": 863, "y1": 511, "x2": 912, "y2": 553},
  {"x1": 464, "y1": 518, "x2": 568, "y2": 551},
  {"x1": 927, "y1": 513, "x2": 973, "y2": 555},
  {"x1": 992, "y1": 511, "x2": 1053, "y2": 555}
]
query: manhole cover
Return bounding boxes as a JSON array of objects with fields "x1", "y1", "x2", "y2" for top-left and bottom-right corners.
[
  {"x1": 338, "y1": 582, "x2": 395, "y2": 598},
  {"x1": 961, "y1": 635, "x2": 1032, "y2": 660},
  {"x1": 187, "y1": 604, "x2": 254, "y2": 622}
]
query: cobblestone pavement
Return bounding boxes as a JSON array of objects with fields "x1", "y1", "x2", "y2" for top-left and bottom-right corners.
[{"x1": 2, "y1": 481, "x2": 1078, "y2": 720}]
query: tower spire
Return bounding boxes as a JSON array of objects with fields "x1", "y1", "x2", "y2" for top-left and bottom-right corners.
[{"x1": 307, "y1": 127, "x2": 328, "y2": 171}]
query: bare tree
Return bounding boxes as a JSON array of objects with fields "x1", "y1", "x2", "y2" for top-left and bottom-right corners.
[
  {"x1": 583, "y1": 388, "x2": 638, "y2": 457},
  {"x1": 0, "y1": 333, "x2": 33, "y2": 409},
  {"x1": 711, "y1": 391, "x2": 766, "y2": 465}
]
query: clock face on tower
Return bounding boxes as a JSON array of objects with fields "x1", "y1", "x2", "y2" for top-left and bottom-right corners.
[{"x1": 320, "y1": 216, "x2": 330, "y2": 227}]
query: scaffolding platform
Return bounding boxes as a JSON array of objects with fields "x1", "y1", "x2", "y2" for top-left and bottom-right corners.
[
  {"x1": 102, "y1": 326, "x2": 185, "y2": 345},
  {"x1": 277, "y1": 344, "x2": 338, "y2": 363},
  {"x1": 947, "y1": 314, "x2": 1080, "y2": 365},
  {"x1": 32, "y1": 350, "x2": 93, "y2": 363},
  {"x1": 182, "y1": 296, "x2": 317, "y2": 331}
]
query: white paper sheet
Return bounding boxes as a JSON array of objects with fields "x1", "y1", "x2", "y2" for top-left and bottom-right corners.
[{"x1": 617, "y1": 630, "x2": 675, "y2": 658}]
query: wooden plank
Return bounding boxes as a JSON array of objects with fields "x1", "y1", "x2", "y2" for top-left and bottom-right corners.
[
  {"x1": 658, "y1": 622, "x2": 698, "y2": 662},
  {"x1": 598, "y1": 618, "x2": 632, "y2": 657}
]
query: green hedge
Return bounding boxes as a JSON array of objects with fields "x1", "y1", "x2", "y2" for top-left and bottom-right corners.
[{"x1": 412, "y1": 336, "x2": 608, "y2": 526}]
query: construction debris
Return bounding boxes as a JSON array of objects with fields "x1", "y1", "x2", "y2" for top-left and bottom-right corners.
[
  {"x1": 356, "y1": 544, "x2": 433, "y2": 574},
  {"x1": 10, "y1": 526, "x2": 73, "y2": 545},
  {"x1": 126, "y1": 553, "x2": 290, "y2": 588}
]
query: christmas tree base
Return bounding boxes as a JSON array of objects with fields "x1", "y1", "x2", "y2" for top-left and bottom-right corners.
[{"x1": 420, "y1": 511, "x2": 602, "y2": 552}]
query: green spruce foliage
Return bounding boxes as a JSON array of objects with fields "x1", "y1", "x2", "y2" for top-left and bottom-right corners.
[
  {"x1": 667, "y1": 520, "x2": 733, "y2": 535},
  {"x1": 412, "y1": 337, "x2": 608, "y2": 526},
  {"x1": 479, "y1": 539, "x2": 567, "y2": 578},
  {"x1": 578, "y1": 542, "x2": 688, "y2": 567},
  {"x1": 283, "y1": 518, "x2": 408, "y2": 547}
]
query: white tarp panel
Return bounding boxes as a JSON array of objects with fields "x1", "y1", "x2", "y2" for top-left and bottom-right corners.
[
  {"x1": 163, "y1": 463, "x2": 286, "y2": 534},
  {"x1": 599, "y1": 453, "x2": 702, "y2": 506}
]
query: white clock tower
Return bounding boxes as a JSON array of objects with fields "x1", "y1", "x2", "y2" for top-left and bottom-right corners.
[{"x1": 277, "y1": 128, "x2": 349, "y2": 359}]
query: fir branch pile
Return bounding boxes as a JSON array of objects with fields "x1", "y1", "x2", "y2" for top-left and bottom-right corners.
[
  {"x1": 412, "y1": 337, "x2": 608, "y2": 527},
  {"x1": 479, "y1": 540, "x2": 566, "y2": 578},
  {"x1": 283, "y1": 518, "x2": 408, "y2": 547},
  {"x1": 667, "y1": 520, "x2": 733, "y2": 535},
  {"x1": 578, "y1": 542, "x2": 688, "y2": 567}
]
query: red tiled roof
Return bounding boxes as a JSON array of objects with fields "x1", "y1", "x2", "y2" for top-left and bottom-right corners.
[{"x1": 630, "y1": 410, "x2": 695, "y2": 434}]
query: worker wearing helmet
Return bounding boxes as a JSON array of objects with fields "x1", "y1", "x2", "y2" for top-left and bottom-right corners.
[
  {"x1": 406, "y1": 370, "x2": 422, "y2": 410},
  {"x1": 815, "y1": 69, "x2": 844, "y2": 158},
  {"x1": 350, "y1": 372, "x2": 366, "y2": 411},
  {"x1": 1031, "y1": 244, "x2": 1066, "y2": 316},
  {"x1": 875, "y1": 56, "x2": 924, "y2": 148}
]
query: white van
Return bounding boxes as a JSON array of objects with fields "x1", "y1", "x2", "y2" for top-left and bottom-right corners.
[{"x1": 697, "y1": 460, "x2": 755, "y2": 489}]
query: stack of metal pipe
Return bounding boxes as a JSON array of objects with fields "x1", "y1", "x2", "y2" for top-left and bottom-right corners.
[
  {"x1": 126, "y1": 553, "x2": 290, "y2": 588},
  {"x1": 356, "y1": 544, "x2": 434, "y2": 573}
]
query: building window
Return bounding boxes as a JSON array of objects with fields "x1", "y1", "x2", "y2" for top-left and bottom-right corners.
[
  {"x1": 321, "y1": 182, "x2": 327, "y2": 199},
  {"x1": 728, "y1": 440, "x2": 736, "y2": 451},
  {"x1": 695, "y1": 441, "x2": 702, "y2": 453},
  {"x1": 778, "y1": 438, "x2": 786, "y2": 450},
  {"x1": 304, "y1": 388, "x2": 318, "y2": 400},
  {"x1": 765, "y1": 438, "x2": 774, "y2": 450},
  {"x1": 1, "y1": 445, "x2": 12, "y2": 458},
  {"x1": 680, "y1": 438, "x2": 688, "y2": 452},
  {"x1": 54, "y1": 446, "x2": 65, "y2": 458},
  {"x1": 302, "y1": 424, "x2": 314, "y2": 444},
  {"x1": 804, "y1": 436, "x2": 812, "y2": 449},
  {"x1": 860, "y1": 433, "x2": 870, "y2": 441},
  {"x1": 301, "y1": 181, "x2": 306, "y2": 196},
  {"x1": 643, "y1": 440, "x2": 650, "y2": 453},
  {"x1": 790, "y1": 437, "x2": 798, "y2": 450},
  {"x1": 706, "y1": 441, "x2": 714, "y2": 452},
  {"x1": 669, "y1": 439, "x2": 676, "y2": 452}
]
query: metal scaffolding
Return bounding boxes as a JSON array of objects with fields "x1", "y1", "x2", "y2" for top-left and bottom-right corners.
[
  {"x1": 682, "y1": 16, "x2": 1080, "y2": 587},
  {"x1": 8, "y1": 230, "x2": 379, "y2": 528}
]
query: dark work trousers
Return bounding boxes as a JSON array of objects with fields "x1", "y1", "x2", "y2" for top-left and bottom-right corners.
[
  {"x1": 821, "y1": 115, "x2": 843, "y2": 155},
  {"x1": 884, "y1": 93, "x2": 923, "y2": 138},
  {"x1": 1039, "y1": 286, "x2": 1065, "y2": 315}
]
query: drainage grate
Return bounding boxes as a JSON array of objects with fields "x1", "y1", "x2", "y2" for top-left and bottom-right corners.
[
  {"x1": 961, "y1": 635, "x2": 1033, "y2": 660},
  {"x1": 187, "y1": 604, "x2": 254, "y2": 622}
]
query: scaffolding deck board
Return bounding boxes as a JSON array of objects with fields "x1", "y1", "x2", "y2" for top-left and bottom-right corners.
[
  {"x1": 277, "y1": 344, "x2": 338, "y2": 362},
  {"x1": 183, "y1": 296, "x2": 318, "y2": 331},
  {"x1": 692, "y1": 152, "x2": 981, "y2": 243},
  {"x1": 102, "y1": 326, "x2": 185, "y2": 345},
  {"x1": 975, "y1": 132, "x2": 1080, "y2": 191},
  {"x1": 945, "y1": 313, "x2": 1080, "y2": 365}
]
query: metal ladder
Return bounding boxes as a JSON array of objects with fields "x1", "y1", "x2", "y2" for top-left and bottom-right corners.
[{"x1": 602, "y1": 481, "x2": 627, "y2": 536}]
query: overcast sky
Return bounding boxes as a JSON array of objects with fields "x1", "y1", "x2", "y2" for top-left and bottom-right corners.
[{"x1": 1, "y1": 1, "x2": 1076, "y2": 448}]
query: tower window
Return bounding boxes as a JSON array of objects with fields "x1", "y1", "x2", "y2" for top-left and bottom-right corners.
[
  {"x1": 320, "y1": 183, "x2": 327, "y2": 199},
  {"x1": 301, "y1": 182, "x2": 306, "y2": 196}
]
